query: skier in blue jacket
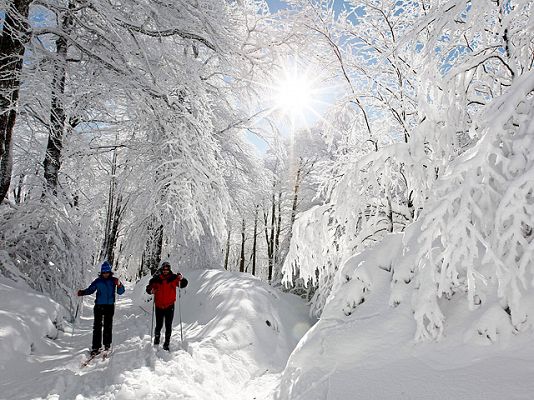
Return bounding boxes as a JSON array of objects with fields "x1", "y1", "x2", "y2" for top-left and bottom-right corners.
[{"x1": 78, "y1": 261, "x2": 125, "y2": 355}]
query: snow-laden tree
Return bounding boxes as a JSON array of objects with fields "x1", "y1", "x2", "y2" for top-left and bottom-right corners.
[
  {"x1": 281, "y1": 0, "x2": 435, "y2": 314},
  {"x1": 0, "y1": 0, "x2": 33, "y2": 203},
  {"x1": 283, "y1": 0, "x2": 534, "y2": 328},
  {"x1": 109, "y1": 0, "x2": 293, "y2": 278},
  {"x1": 1, "y1": 0, "x2": 291, "y2": 312},
  {"x1": 406, "y1": 0, "x2": 534, "y2": 340}
]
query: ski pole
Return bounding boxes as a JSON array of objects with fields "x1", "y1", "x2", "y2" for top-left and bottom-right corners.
[
  {"x1": 150, "y1": 298, "x2": 155, "y2": 343},
  {"x1": 178, "y1": 287, "x2": 183, "y2": 345}
]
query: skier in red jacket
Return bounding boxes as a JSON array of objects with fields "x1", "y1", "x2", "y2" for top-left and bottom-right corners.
[{"x1": 145, "y1": 261, "x2": 188, "y2": 350}]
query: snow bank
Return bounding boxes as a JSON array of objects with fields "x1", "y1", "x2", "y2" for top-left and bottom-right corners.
[
  {"x1": 134, "y1": 269, "x2": 314, "y2": 371},
  {"x1": 0, "y1": 268, "x2": 313, "y2": 400},
  {"x1": 0, "y1": 276, "x2": 66, "y2": 366},
  {"x1": 278, "y1": 233, "x2": 534, "y2": 400}
]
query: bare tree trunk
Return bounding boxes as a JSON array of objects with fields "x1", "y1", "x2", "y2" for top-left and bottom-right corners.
[
  {"x1": 108, "y1": 194, "x2": 122, "y2": 266},
  {"x1": 268, "y1": 184, "x2": 276, "y2": 282},
  {"x1": 274, "y1": 191, "x2": 282, "y2": 267},
  {"x1": 387, "y1": 194, "x2": 394, "y2": 233},
  {"x1": 251, "y1": 205, "x2": 258, "y2": 276},
  {"x1": 99, "y1": 149, "x2": 124, "y2": 266},
  {"x1": 407, "y1": 190, "x2": 415, "y2": 221},
  {"x1": 263, "y1": 209, "x2": 272, "y2": 280},
  {"x1": 283, "y1": 163, "x2": 303, "y2": 270},
  {"x1": 224, "y1": 226, "x2": 231, "y2": 270},
  {"x1": 100, "y1": 149, "x2": 117, "y2": 260},
  {"x1": 239, "y1": 218, "x2": 245, "y2": 273},
  {"x1": 43, "y1": 2, "x2": 75, "y2": 194},
  {"x1": 141, "y1": 219, "x2": 164, "y2": 276},
  {"x1": 0, "y1": 0, "x2": 31, "y2": 203},
  {"x1": 13, "y1": 173, "x2": 24, "y2": 204},
  {"x1": 290, "y1": 166, "x2": 302, "y2": 232}
]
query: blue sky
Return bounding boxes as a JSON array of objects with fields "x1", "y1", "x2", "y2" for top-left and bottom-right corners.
[
  {"x1": 266, "y1": 0, "x2": 288, "y2": 12},
  {"x1": 267, "y1": 0, "x2": 350, "y2": 14}
]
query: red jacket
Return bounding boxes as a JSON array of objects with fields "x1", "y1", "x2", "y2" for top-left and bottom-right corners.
[{"x1": 146, "y1": 273, "x2": 187, "y2": 309}]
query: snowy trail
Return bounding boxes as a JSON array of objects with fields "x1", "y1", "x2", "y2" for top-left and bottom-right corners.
[{"x1": 1, "y1": 270, "x2": 312, "y2": 400}]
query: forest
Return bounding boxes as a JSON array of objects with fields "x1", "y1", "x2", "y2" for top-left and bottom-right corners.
[{"x1": 1, "y1": 0, "x2": 534, "y2": 343}]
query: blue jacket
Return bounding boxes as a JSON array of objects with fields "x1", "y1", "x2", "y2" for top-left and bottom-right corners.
[{"x1": 81, "y1": 274, "x2": 125, "y2": 304}]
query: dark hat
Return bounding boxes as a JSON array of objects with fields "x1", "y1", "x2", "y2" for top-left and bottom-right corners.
[
  {"x1": 160, "y1": 261, "x2": 171, "y2": 270},
  {"x1": 101, "y1": 261, "x2": 112, "y2": 273}
]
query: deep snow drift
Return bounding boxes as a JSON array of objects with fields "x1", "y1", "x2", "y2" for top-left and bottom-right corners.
[
  {"x1": 278, "y1": 233, "x2": 534, "y2": 400},
  {"x1": 3, "y1": 254, "x2": 534, "y2": 400},
  {"x1": 0, "y1": 269, "x2": 313, "y2": 400}
]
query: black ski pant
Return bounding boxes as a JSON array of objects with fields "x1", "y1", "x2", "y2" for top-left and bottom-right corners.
[
  {"x1": 154, "y1": 304, "x2": 175, "y2": 345},
  {"x1": 92, "y1": 304, "x2": 115, "y2": 350}
]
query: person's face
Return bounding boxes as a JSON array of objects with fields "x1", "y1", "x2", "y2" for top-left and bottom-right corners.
[
  {"x1": 162, "y1": 268, "x2": 170, "y2": 275},
  {"x1": 102, "y1": 271, "x2": 111, "y2": 278}
]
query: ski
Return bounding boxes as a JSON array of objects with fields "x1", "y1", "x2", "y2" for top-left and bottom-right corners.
[
  {"x1": 101, "y1": 348, "x2": 112, "y2": 360},
  {"x1": 81, "y1": 351, "x2": 100, "y2": 368},
  {"x1": 80, "y1": 348, "x2": 112, "y2": 367}
]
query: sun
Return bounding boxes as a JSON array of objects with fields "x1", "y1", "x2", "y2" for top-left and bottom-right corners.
[
  {"x1": 274, "y1": 75, "x2": 313, "y2": 115},
  {"x1": 253, "y1": 59, "x2": 334, "y2": 129}
]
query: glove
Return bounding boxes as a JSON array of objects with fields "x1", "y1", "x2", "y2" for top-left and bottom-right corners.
[
  {"x1": 179, "y1": 277, "x2": 188, "y2": 289},
  {"x1": 145, "y1": 285, "x2": 152, "y2": 295},
  {"x1": 77, "y1": 290, "x2": 84, "y2": 296}
]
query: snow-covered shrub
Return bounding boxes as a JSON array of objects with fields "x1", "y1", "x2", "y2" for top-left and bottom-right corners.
[
  {"x1": 0, "y1": 197, "x2": 91, "y2": 316},
  {"x1": 409, "y1": 0, "x2": 534, "y2": 340},
  {"x1": 282, "y1": 205, "x2": 340, "y2": 317},
  {"x1": 414, "y1": 77, "x2": 534, "y2": 339}
]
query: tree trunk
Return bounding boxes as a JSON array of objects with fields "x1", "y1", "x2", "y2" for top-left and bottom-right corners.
[
  {"x1": 107, "y1": 194, "x2": 122, "y2": 266},
  {"x1": 100, "y1": 148, "x2": 119, "y2": 263},
  {"x1": 0, "y1": 0, "x2": 31, "y2": 203},
  {"x1": 289, "y1": 166, "x2": 302, "y2": 234},
  {"x1": 263, "y1": 209, "x2": 272, "y2": 276},
  {"x1": 43, "y1": 2, "x2": 75, "y2": 194},
  {"x1": 274, "y1": 191, "x2": 282, "y2": 267},
  {"x1": 239, "y1": 218, "x2": 245, "y2": 273},
  {"x1": 268, "y1": 183, "x2": 276, "y2": 282},
  {"x1": 251, "y1": 205, "x2": 258, "y2": 276},
  {"x1": 283, "y1": 164, "x2": 302, "y2": 268},
  {"x1": 224, "y1": 226, "x2": 231, "y2": 270},
  {"x1": 13, "y1": 173, "x2": 25, "y2": 204},
  {"x1": 141, "y1": 219, "x2": 164, "y2": 276},
  {"x1": 387, "y1": 194, "x2": 394, "y2": 233}
]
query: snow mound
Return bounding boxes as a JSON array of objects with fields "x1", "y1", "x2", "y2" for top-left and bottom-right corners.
[
  {"x1": 135, "y1": 269, "x2": 313, "y2": 370},
  {"x1": 1, "y1": 268, "x2": 313, "y2": 400},
  {"x1": 278, "y1": 233, "x2": 534, "y2": 400},
  {"x1": 0, "y1": 276, "x2": 66, "y2": 366}
]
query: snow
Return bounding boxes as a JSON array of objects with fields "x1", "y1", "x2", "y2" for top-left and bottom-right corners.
[
  {"x1": 0, "y1": 269, "x2": 312, "y2": 399},
  {"x1": 278, "y1": 234, "x2": 534, "y2": 400},
  {"x1": 0, "y1": 276, "x2": 65, "y2": 364},
  {"x1": 2, "y1": 254, "x2": 534, "y2": 399}
]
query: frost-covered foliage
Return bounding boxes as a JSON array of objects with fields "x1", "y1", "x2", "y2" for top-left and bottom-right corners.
[
  {"x1": 283, "y1": 205, "x2": 338, "y2": 316},
  {"x1": 112, "y1": 1, "x2": 281, "y2": 277},
  {"x1": 1, "y1": 0, "x2": 285, "y2": 308},
  {"x1": 410, "y1": 0, "x2": 534, "y2": 340},
  {"x1": 414, "y1": 73, "x2": 534, "y2": 339},
  {"x1": 0, "y1": 197, "x2": 93, "y2": 312},
  {"x1": 283, "y1": 0, "x2": 534, "y2": 343},
  {"x1": 282, "y1": 0, "x2": 432, "y2": 313}
]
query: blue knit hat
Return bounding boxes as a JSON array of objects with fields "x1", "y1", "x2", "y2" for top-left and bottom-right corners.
[{"x1": 101, "y1": 261, "x2": 112, "y2": 273}]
